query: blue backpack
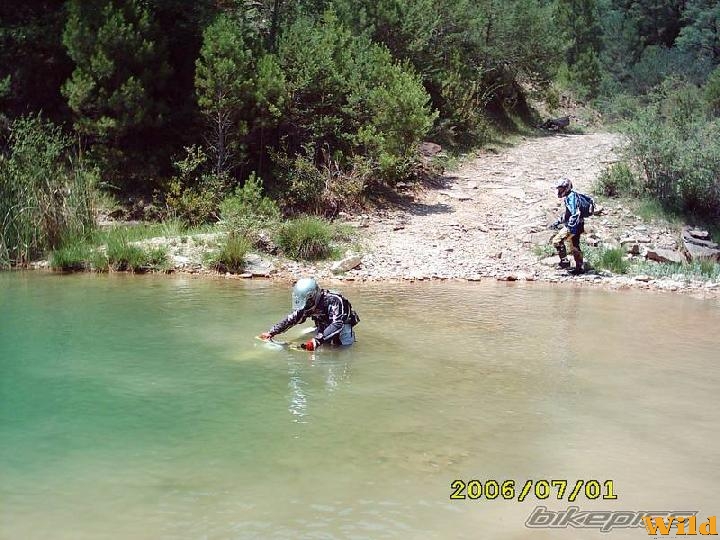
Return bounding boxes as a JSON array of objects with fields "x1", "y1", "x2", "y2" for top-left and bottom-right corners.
[{"x1": 576, "y1": 192, "x2": 595, "y2": 218}]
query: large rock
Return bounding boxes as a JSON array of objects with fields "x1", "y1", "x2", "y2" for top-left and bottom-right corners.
[
  {"x1": 244, "y1": 253, "x2": 276, "y2": 277},
  {"x1": 684, "y1": 242, "x2": 720, "y2": 263},
  {"x1": 645, "y1": 248, "x2": 686, "y2": 264},
  {"x1": 420, "y1": 141, "x2": 442, "y2": 157},
  {"x1": 331, "y1": 254, "x2": 363, "y2": 274},
  {"x1": 682, "y1": 226, "x2": 720, "y2": 262}
]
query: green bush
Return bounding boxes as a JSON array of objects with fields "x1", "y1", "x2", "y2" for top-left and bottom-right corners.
[
  {"x1": 0, "y1": 115, "x2": 99, "y2": 267},
  {"x1": 276, "y1": 12, "x2": 436, "y2": 192},
  {"x1": 589, "y1": 247, "x2": 629, "y2": 274},
  {"x1": 105, "y1": 230, "x2": 153, "y2": 272},
  {"x1": 705, "y1": 66, "x2": 720, "y2": 116},
  {"x1": 623, "y1": 84, "x2": 720, "y2": 220},
  {"x1": 275, "y1": 217, "x2": 334, "y2": 260},
  {"x1": 161, "y1": 146, "x2": 229, "y2": 226},
  {"x1": 89, "y1": 250, "x2": 109, "y2": 273},
  {"x1": 595, "y1": 162, "x2": 638, "y2": 197},
  {"x1": 49, "y1": 241, "x2": 92, "y2": 271},
  {"x1": 208, "y1": 233, "x2": 250, "y2": 273},
  {"x1": 219, "y1": 173, "x2": 280, "y2": 237}
]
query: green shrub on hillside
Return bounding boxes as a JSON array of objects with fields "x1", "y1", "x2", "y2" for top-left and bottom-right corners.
[
  {"x1": 275, "y1": 217, "x2": 334, "y2": 261},
  {"x1": 624, "y1": 83, "x2": 720, "y2": 220},
  {"x1": 277, "y1": 12, "x2": 435, "y2": 188},
  {"x1": 219, "y1": 173, "x2": 280, "y2": 237},
  {"x1": 207, "y1": 233, "x2": 250, "y2": 273},
  {"x1": 596, "y1": 162, "x2": 638, "y2": 197}
]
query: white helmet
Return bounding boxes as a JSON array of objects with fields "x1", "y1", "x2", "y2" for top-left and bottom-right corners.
[{"x1": 292, "y1": 277, "x2": 320, "y2": 311}]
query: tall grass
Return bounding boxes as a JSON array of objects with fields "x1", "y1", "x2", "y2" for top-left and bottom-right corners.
[
  {"x1": 0, "y1": 116, "x2": 99, "y2": 267},
  {"x1": 633, "y1": 260, "x2": 720, "y2": 281},
  {"x1": 275, "y1": 217, "x2": 334, "y2": 260},
  {"x1": 587, "y1": 246, "x2": 630, "y2": 274},
  {"x1": 207, "y1": 233, "x2": 250, "y2": 273}
]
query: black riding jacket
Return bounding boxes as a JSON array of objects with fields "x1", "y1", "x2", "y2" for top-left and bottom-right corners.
[{"x1": 269, "y1": 290, "x2": 358, "y2": 344}]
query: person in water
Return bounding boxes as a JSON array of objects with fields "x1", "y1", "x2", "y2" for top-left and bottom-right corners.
[
  {"x1": 549, "y1": 178, "x2": 585, "y2": 275},
  {"x1": 259, "y1": 277, "x2": 360, "y2": 350}
]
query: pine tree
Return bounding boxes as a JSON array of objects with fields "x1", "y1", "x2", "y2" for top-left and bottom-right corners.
[
  {"x1": 62, "y1": 0, "x2": 170, "y2": 143},
  {"x1": 195, "y1": 13, "x2": 285, "y2": 176},
  {"x1": 676, "y1": 0, "x2": 720, "y2": 66},
  {"x1": 555, "y1": 0, "x2": 603, "y2": 97}
]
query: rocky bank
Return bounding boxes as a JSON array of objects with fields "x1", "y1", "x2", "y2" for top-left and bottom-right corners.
[{"x1": 84, "y1": 131, "x2": 719, "y2": 299}]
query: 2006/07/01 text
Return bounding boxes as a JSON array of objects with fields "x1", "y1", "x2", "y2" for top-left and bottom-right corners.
[{"x1": 450, "y1": 479, "x2": 618, "y2": 502}]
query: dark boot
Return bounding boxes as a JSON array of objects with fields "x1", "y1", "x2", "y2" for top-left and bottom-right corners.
[
  {"x1": 554, "y1": 242, "x2": 569, "y2": 269},
  {"x1": 569, "y1": 252, "x2": 585, "y2": 275}
]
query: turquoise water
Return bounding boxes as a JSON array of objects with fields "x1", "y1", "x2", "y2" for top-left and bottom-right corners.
[{"x1": 1, "y1": 273, "x2": 719, "y2": 539}]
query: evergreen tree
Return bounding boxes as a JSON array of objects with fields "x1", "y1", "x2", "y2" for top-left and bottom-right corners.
[
  {"x1": 676, "y1": 0, "x2": 720, "y2": 67},
  {"x1": 556, "y1": 0, "x2": 603, "y2": 97},
  {"x1": 194, "y1": 12, "x2": 285, "y2": 176},
  {"x1": 0, "y1": 1, "x2": 71, "y2": 122},
  {"x1": 62, "y1": 0, "x2": 170, "y2": 143}
]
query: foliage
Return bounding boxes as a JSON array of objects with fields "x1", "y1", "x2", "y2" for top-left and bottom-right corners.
[
  {"x1": 219, "y1": 173, "x2": 280, "y2": 238},
  {"x1": 588, "y1": 246, "x2": 629, "y2": 274},
  {"x1": 333, "y1": 0, "x2": 561, "y2": 145},
  {"x1": 62, "y1": 0, "x2": 170, "y2": 141},
  {"x1": 555, "y1": 0, "x2": 602, "y2": 98},
  {"x1": 102, "y1": 229, "x2": 169, "y2": 272},
  {"x1": 275, "y1": 216, "x2": 334, "y2": 260},
  {"x1": 0, "y1": 115, "x2": 99, "y2": 267},
  {"x1": 622, "y1": 82, "x2": 720, "y2": 220},
  {"x1": 161, "y1": 145, "x2": 229, "y2": 226},
  {"x1": 0, "y1": 3, "x2": 71, "y2": 121},
  {"x1": 705, "y1": 66, "x2": 720, "y2": 116},
  {"x1": 595, "y1": 162, "x2": 638, "y2": 197},
  {"x1": 275, "y1": 12, "x2": 435, "y2": 184},
  {"x1": 675, "y1": 0, "x2": 720, "y2": 69},
  {"x1": 633, "y1": 259, "x2": 720, "y2": 281},
  {"x1": 5, "y1": 0, "x2": 720, "y2": 238},
  {"x1": 207, "y1": 232, "x2": 250, "y2": 273},
  {"x1": 49, "y1": 240, "x2": 93, "y2": 271}
]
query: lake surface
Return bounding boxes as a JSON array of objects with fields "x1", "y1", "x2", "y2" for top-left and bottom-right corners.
[{"x1": 1, "y1": 273, "x2": 719, "y2": 539}]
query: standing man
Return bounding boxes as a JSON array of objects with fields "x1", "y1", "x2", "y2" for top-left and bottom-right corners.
[
  {"x1": 550, "y1": 178, "x2": 585, "y2": 275},
  {"x1": 259, "y1": 277, "x2": 359, "y2": 350}
]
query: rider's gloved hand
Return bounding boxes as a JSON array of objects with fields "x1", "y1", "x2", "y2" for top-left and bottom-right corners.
[{"x1": 301, "y1": 339, "x2": 319, "y2": 351}]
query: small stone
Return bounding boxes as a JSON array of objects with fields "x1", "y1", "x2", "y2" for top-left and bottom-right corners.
[
  {"x1": 467, "y1": 181, "x2": 478, "y2": 189},
  {"x1": 634, "y1": 275, "x2": 651, "y2": 282},
  {"x1": 239, "y1": 272, "x2": 253, "y2": 279}
]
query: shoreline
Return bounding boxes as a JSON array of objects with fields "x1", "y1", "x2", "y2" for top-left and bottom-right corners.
[
  {"x1": 13, "y1": 131, "x2": 720, "y2": 300},
  {"x1": 17, "y1": 262, "x2": 720, "y2": 301}
]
